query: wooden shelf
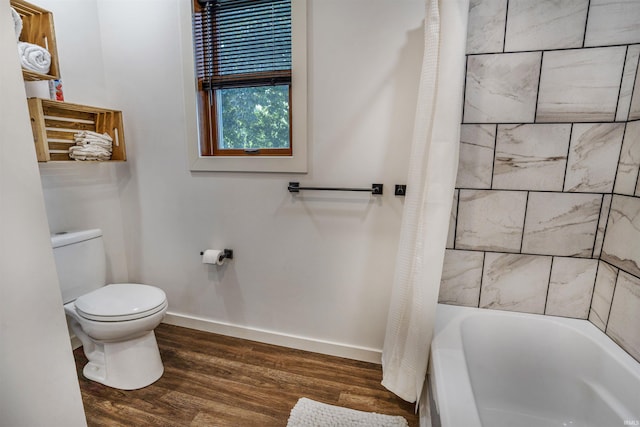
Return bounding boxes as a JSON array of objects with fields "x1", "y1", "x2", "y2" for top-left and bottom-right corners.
[
  {"x1": 27, "y1": 99, "x2": 126, "y2": 162},
  {"x1": 11, "y1": 0, "x2": 60, "y2": 81}
]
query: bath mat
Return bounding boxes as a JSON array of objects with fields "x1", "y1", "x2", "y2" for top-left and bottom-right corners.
[{"x1": 286, "y1": 397, "x2": 409, "y2": 427}]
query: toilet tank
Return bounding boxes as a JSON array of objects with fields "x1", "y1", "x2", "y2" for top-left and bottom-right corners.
[{"x1": 51, "y1": 229, "x2": 107, "y2": 304}]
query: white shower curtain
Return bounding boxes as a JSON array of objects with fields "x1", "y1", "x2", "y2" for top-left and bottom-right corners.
[{"x1": 381, "y1": 0, "x2": 469, "y2": 403}]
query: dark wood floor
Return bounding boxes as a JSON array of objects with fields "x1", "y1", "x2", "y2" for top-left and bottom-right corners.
[{"x1": 73, "y1": 324, "x2": 419, "y2": 426}]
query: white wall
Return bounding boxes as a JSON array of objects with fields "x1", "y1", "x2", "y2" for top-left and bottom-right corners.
[
  {"x1": 35, "y1": 0, "x2": 129, "y2": 285},
  {"x1": 39, "y1": 0, "x2": 424, "y2": 360},
  {"x1": 0, "y1": 0, "x2": 86, "y2": 424}
]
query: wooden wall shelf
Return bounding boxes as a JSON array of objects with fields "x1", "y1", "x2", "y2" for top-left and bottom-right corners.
[
  {"x1": 27, "y1": 99, "x2": 126, "y2": 162},
  {"x1": 11, "y1": 0, "x2": 60, "y2": 81}
]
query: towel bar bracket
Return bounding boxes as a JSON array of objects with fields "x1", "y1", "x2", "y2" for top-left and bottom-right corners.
[{"x1": 371, "y1": 184, "x2": 383, "y2": 195}]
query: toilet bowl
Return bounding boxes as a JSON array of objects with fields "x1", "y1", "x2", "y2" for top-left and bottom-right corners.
[
  {"x1": 52, "y1": 230, "x2": 168, "y2": 390},
  {"x1": 64, "y1": 284, "x2": 167, "y2": 390}
]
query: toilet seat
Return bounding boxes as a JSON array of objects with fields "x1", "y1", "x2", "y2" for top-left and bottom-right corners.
[{"x1": 75, "y1": 283, "x2": 167, "y2": 322}]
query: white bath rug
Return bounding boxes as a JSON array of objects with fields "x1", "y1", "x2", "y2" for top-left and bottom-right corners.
[{"x1": 286, "y1": 397, "x2": 409, "y2": 427}]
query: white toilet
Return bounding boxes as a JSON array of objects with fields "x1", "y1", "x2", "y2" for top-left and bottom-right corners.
[{"x1": 51, "y1": 229, "x2": 168, "y2": 390}]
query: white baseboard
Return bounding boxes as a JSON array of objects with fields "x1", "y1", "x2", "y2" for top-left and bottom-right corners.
[{"x1": 162, "y1": 311, "x2": 382, "y2": 364}]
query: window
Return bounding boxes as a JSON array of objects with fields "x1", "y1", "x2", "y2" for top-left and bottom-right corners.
[
  {"x1": 184, "y1": 0, "x2": 306, "y2": 172},
  {"x1": 194, "y1": 0, "x2": 293, "y2": 157}
]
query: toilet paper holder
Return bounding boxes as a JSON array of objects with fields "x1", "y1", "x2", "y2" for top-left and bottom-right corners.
[{"x1": 200, "y1": 249, "x2": 234, "y2": 260}]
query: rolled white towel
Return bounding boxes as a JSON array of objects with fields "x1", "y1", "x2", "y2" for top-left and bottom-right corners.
[
  {"x1": 17, "y1": 41, "x2": 51, "y2": 74},
  {"x1": 11, "y1": 7, "x2": 22, "y2": 40}
]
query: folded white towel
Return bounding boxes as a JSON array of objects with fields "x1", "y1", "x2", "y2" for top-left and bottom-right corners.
[
  {"x1": 69, "y1": 145, "x2": 111, "y2": 161},
  {"x1": 11, "y1": 7, "x2": 22, "y2": 40},
  {"x1": 69, "y1": 153, "x2": 109, "y2": 161},
  {"x1": 74, "y1": 138, "x2": 113, "y2": 150},
  {"x1": 17, "y1": 42, "x2": 51, "y2": 74},
  {"x1": 70, "y1": 131, "x2": 113, "y2": 161},
  {"x1": 75, "y1": 131, "x2": 113, "y2": 142}
]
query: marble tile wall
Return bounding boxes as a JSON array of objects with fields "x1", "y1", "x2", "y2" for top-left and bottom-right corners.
[
  {"x1": 545, "y1": 257, "x2": 597, "y2": 318},
  {"x1": 504, "y1": 0, "x2": 589, "y2": 52},
  {"x1": 563, "y1": 123, "x2": 625, "y2": 192},
  {"x1": 521, "y1": 192, "x2": 601, "y2": 257},
  {"x1": 455, "y1": 190, "x2": 527, "y2": 252},
  {"x1": 493, "y1": 124, "x2": 570, "y2": 191},
  {"x1": 536, "y1": 47, "x2": 626, "y2": 122},
  {"x1": 479, "y1": 253, "x2": 551, "y2": 314},
  {"x1": 588, "y1": 261, "x2": 618, "y2": 330},
  {"x1": 584, "y1": 0, "x2": 640, "y2": 47},
  {"x1": 464, "y1": 52, "x2": 541, "y2": 123},
  {"x1": 616, "y1": 45, "x2": 640, "y2": 122},
  {"x1": 614, "y1": 121, "x2": 640, "y2": 195},
  {"x1": 440, "y1": 0, "x2": 640, "y2": 362},
  {"x1": 606, "y1": 271, "x2": 640, "y2": 361},
  {"x1": 601, "y1": 196, "x2": 640, "y2": 277}
]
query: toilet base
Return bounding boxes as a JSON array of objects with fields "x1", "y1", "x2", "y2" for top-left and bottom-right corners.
[{"x1": 81, "y1": 330, "x2": 164, "y2": 390}]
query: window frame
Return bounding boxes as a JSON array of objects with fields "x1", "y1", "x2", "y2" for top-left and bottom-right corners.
[{"x1": 182, "y1": 0, "x2": 308, "y2": 173}]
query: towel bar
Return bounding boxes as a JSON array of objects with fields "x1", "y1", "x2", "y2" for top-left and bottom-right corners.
[{"x1": 288, "y1": 182, "x2": 383, "y2": 195}]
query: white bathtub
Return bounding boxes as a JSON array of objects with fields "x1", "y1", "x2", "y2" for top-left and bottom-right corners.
[{"x1": 428, "y1": 304, "x2": 640, "y2": 427}]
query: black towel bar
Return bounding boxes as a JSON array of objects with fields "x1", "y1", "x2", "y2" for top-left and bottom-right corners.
[{"x1": 288, "y1": 182, "x2": 383, "y2": 195}]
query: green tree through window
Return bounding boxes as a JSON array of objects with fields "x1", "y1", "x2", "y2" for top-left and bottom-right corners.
[{"x1": 218, "y1": 85, "x2": 290, "y2": 150}]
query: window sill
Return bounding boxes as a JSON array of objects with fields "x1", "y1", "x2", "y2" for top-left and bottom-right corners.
[{"x1": 189, "y1": 154, "x2": 307, "y2": 173}]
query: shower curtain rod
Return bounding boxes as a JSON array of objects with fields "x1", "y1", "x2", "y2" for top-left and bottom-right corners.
[{"x1": 288, "y1": 182, "x2": 383, "y2": 195}]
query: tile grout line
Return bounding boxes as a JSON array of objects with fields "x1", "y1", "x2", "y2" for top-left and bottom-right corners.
[
  {"x1": 490, "y1": 124, "x2": 498, "y2": 189},
  {"x1": 452, "y1": 186, "x2": 608, "y2": 197},
  {"x1": 501, "y1": 0, "x2": 509, "y2": 54},
  {"x1": 450, "y1": 246, "x2": 618, "y2": 262},
  {"x1": 611, "y1": 191, "x2": 640, "y2": 198},
  {"x1": 562, "y1": 124, "x2": 574, "y2": 192},
  {"x1": 466, "y1": 42, "x2": 632, "y2": 57},
  {"x1": 587, "y1": 260, "x2": 601, "y2": 323},
  {"x1": 612, "y1": 45, "x2": 629, "y2": 122},
  {"x1": 610, "y1": 122, "x2": 628, "y2": 194},
  {"x1": 533, "y1": 51, "x2": 544, "y2": 123},
  {"x1": 599, "y1": 196, "x2": 614, "y2": 263},
  {"x1": 542, "y1": 256, "x2": 554, "y2": 315},
  {"x1": 453, "y1": 189, "x2": 460, "y2": 249},
  {"x1": 634, "y1": 153, "x2": 640, "y2": 197},
  {"x1": 519, "y1": 191, "x2": 530, "y2": 254},
  {"x1": 582, "y1": 0, "x2": 591, "y2": 49},
  {"x1": 462, "y1": 120, "x2": 632, "y2": 125},
  {"x1": 604, "y1": 269, "x2": 620, "y2": 334},
  {"x1": 590, "y1": 194, "x2": 605, "y2": 259},
  {"x1": 461, "y1": 56, "x2": 469, "y2": 123},
  {"x1": 477, "y1": 251, "x2": 486, "y2": 309},
  {"x1": 600, "y1": 257, "x2": 638, "y2": 283}
]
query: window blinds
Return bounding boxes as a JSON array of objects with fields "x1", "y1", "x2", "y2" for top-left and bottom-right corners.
[{"x1": 194, "y1": 0, "x2": 292, "y2": 90}]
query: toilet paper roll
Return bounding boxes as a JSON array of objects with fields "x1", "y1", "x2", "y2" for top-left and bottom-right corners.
[{"x1": 202, "y1": 249, "x2": 225, "y2": 265}]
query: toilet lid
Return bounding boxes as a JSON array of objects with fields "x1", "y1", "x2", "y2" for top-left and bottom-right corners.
[{"x1": 75, "y1": 284, "x2": 167, "y2": 321}]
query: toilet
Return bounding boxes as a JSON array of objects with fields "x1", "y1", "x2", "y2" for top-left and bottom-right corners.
[{"x1": 51, "y1": 229, "x2": 168, "y2": 390}]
